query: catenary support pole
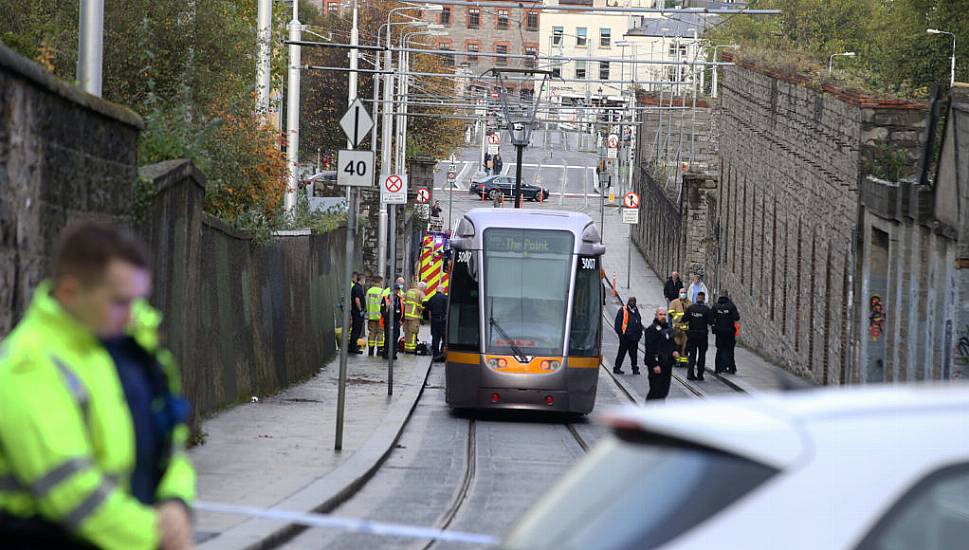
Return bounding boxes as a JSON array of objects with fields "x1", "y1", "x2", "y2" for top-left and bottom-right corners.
[
  {"x1": 335, "y1": 0, "x2": 360, "y2": 452},
  {"x1": 256, "y1": 0, "x2": 272, "y2": 113},
  {"x1": 514, "y1": 143, "x2": 525, "y2": 208},
  {"x1": 77, "y1": 0, "x2": 104, "y2": 96},
  {"x1": 285, "y1": 2, "x2": 301, "y2": 215}
]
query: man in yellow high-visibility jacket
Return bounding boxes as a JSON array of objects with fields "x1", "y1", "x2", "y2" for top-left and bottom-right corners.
[
  {"x1": 0, "y1": 222, "x2": 195, "y2": 549},
  {"x1": 403, "y1": 282, "x2": 427, "y2": 353},
  {"x1": 365, "y1": 276, "x2": 385, "y2": 355}
]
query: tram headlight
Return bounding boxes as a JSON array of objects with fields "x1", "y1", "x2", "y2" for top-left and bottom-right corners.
[{"x1": 488, "y1": 358, "x2": 499, "y2": 369}]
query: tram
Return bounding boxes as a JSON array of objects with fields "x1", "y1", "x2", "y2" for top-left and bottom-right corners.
[{"x1": 444, "y1": 209, "x2": 606, "y2": 414}]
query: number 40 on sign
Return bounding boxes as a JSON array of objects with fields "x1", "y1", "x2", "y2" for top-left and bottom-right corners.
[{"x1": 337, "y1": 150, "x2": 374, "y2": 187}]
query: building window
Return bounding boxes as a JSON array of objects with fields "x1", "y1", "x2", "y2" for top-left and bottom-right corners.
[
  {"x1": 524, "y1": 47, "x2": 537, "y2": 68},
  {"x1": 599, "y1": 61, "x2": 610, "y2": 80},
  {"x1": 440, "y1": 6, "x2": 451, "y2": 25},
  {"x1": 666, "y1": 66, "x2": 678, "y2": 81},
  {"x1": 552, "y1": 66, "x2": 561, "y2": 78},
  {"x1": 599, "y1": 28, "x2": 611, "y2": 48},
  {"x1": 496, "y1": 44, "x2": 508, "y2": 65},
  {"x1": 497, "y1": 9, "x2": 509, "y2": 30},
  {"x1": 468, "y1": 8, "x2": 480, "y2": 29},
  {"x1": 575, "y1": 61, "x2": 587, "y2": 79},
  {"x1": 467, "y1": 43, "x2": 479, "y2": 62},
  {"x1": 552, "y1": 26, "x2": 564, "y2": 46},
  {"x1": 669, "y1": 43, "x2": 688, "y2": 57},
  {"x1": 576, "y1": 27, "x2": 587, "y2": 47},
  {"x1": 526, "y1": 12, "x2": 539, "y2": 31}
]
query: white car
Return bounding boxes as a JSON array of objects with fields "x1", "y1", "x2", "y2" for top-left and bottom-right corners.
[{"x1": 503, "y1": 385, "x2": 969, "y2": 550}]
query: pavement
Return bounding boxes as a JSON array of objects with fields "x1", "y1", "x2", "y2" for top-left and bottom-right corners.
[
  {"x1": 192, "y1": 325, "x2": 434, "y2": 549},
  {"x1": 597, "y1": 205, "x2": 809, "y2": 393}
]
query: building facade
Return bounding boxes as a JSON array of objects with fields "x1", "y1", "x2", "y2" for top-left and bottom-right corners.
[{"x1": 423, "y1": 0, "x2": 540, "y2": 98}]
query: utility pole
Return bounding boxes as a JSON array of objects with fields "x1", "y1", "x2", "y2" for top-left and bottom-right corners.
[
  {"x1": 77, "y1": 0, "x2": 104, "y2": 96},
  {"x1": 335, "y1": 0, "x2": 361, "y2": 451},
  {"x1": 256, "y1": 0, "x2": 272, "y2": 114},
  {"x1": 285, "y1": 1, "x2": 302, "y2": 215}
]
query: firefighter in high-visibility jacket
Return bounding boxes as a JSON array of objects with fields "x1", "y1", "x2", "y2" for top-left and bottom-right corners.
[
  {"x1": 403, "y1": 282, "x2": 427, "y2": 353},
  {"x1": 667, "y1": 289, "x2": 692, "y2": 366},
  {"x1": 0, "y1": 222, "x2": 195, "y2": 550},
  {"x1": 365, "y1": 276, "x2": 385, "y2": 356}
]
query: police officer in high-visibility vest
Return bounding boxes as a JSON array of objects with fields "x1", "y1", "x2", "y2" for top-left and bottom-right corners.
[
  {"x1": 0, "y1": 222, "x2": 195, "y2": 549},
  {"x1": 403, "y1": 282, "x2": 427, "y2": 353},
  {"x1": 365, "y1": 276, "x2": 385, "y2": 356},
  {"x1": 667, "y1": 288, "x2": 692, "y2": 367}
]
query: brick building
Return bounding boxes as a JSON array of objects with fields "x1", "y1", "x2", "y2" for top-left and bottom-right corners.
[{"x1": 423, "y1": 0, "x2": 540, "y2": 98}]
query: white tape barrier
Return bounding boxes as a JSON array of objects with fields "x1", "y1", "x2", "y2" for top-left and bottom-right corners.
[{"x1": 195, "y1": 500, "x2": 501, "y2": 546}]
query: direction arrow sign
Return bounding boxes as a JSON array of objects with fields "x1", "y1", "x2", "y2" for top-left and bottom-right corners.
[
  {"x1": 339, "y1": 98, "x2": 374, "y2": 148},
  {"x1": 623, "y1": 191, "x2": 640, "y2": 209},
  {"x1": 380, "y1": 174, "x2": 407, "y2": 204},
  {"x1": 415, "y1": 187, "x2": 430, "y2": 204}
]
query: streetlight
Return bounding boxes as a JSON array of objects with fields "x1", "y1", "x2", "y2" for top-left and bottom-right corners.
[
  {"x1": 827, "y1": 51, "x2": 856, "y2": 75},
  {"x1": 927, "y1": 28, "x2": 957, "y2": 87}
]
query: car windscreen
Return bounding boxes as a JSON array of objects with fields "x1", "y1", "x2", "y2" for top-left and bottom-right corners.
[{"x1": 503, "y1": 433, "x2": 778, "y2": 550}]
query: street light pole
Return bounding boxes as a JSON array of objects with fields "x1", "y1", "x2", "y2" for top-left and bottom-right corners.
[
  {"x1": 77, "y1": 0, "x2": 104, "y2": 96},
  {"x1": 256, "y1": 0, "x2": 272, "y2": 114},
  {"x1": 927, "y1": 29, "x2": 956, "y2": 87},
  {"x1": 284, "y1": 0, "x2": 302, "y2": 215},
  {"x1": 335, "y1": 0, "x2": 360, "y2": 452}
]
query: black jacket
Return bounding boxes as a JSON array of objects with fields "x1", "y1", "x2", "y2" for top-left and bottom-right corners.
[
  {"x1": 712, "y1": 297, "x2": 740, "y2": 336},
  {"x1": 663, "y1": 277, "x2": 684, "y2": 302},
  {"x1": 644, "y1": 320, "x2": 677, "y2": 368},
  {"x1": 426, "y1": 293, "x2": 448, "y2": 325},
  {"x1": 685, "y1": 303, "x2": 714, "y2": 336},
  {"x1": 614, "y1": 305, "x2": 644, "y2": 341}
]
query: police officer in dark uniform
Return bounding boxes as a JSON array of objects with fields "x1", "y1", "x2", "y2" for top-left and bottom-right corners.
[
  {"x1": 613, "y1": 297, "x2": 644, "y2": 375},
  {"x1": 685, "y1": 291, "x2": 714, "y2": 381},
  {"x1": 382, "y1": 283, "x2": 403, "y2": 359},
  {"x1": 713, "y1": 290, "x2": 741, "y2": 374},
  {"x1": 644, "y1": 307, "x2": 678, "y2": 400},
  {"x1": 349, "y1": 272, "x2": 366, "y2": 354},
  {"x1": 425, "y1": 290, "x2": 448, "y2": 361}
]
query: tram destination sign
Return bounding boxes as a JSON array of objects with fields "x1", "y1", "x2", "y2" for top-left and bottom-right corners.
[{"x1": 485, "y1": 230, "x2": 572, "y2": 255}]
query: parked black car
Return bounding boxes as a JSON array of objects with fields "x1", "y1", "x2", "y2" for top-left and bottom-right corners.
[{"x1": 469, "y1": 175, "x2": 550, "y2": 202}]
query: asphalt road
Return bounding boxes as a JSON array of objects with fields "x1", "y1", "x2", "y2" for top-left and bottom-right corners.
[{"x1": 432, "y1": 129, "x2": 602, "y2": 198}]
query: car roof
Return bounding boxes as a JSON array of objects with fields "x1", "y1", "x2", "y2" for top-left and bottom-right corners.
[{"x1": 600, "y1": 385, "x2": 969, "y2": 469}]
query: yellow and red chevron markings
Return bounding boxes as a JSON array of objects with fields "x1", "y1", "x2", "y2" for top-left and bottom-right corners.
[{"x1": 419, "y1": 235, "x2": 450, "y2": 298}]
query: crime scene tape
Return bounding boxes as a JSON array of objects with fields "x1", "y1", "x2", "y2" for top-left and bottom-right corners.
[{"x1": 195, "y1": 500, "x2": 501, "y2": 546}]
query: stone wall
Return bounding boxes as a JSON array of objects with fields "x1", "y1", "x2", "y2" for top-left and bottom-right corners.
[
  {"x1": 140, "y1": 161, "x2": 347, "y2": 420},
  {"x1": 0, "y1": 43, "x2": 143, "y2": 335},
  {"x1": 631, "y1": 169, "x2": 717, "y2": 286},
  {"x1": 714, "y1": 58, "x2": 926, "y2": 384},
  {"x1": 0, "y1": 45, "x2": 348, "y2": 425},
  {"x1": 635, "y1": 94, "x2": 718, "y2": 180}
]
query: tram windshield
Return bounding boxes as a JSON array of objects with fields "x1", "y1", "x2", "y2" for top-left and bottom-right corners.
[{"x1": 483, "y1": 228, "x2": 574, "y2": 357}]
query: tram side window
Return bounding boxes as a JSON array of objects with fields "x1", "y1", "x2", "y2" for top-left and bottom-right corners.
[
  {"x1": 569, "y1": 256, "x2": 602, "y2": 356},
  {"x1": 448, "y1": 251, "x2": 480, "y2": 351}
]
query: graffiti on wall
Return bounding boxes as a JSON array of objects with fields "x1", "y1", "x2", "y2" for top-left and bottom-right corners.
[
  {"x1": 868, "y1": 295, "x2": 885, "y2": 342},
  {"x1": 956, "y1": 323, "x2": 969, "y2": 367}
]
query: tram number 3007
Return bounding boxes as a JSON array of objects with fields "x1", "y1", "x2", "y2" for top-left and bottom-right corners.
[
  {"x1": 457, "y1": 251, "x2": 473, "y2": 263},
  {"x1": 581, "y1": 257, "x2": 596, "y2": 270}
]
